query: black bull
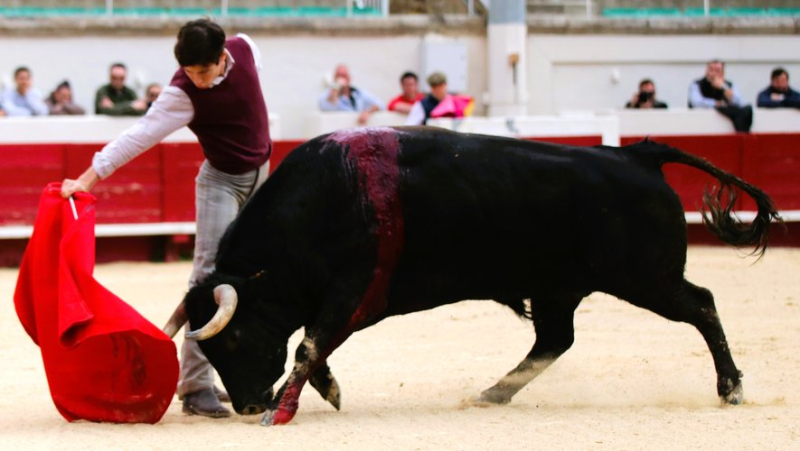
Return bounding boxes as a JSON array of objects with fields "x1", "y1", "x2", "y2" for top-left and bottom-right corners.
[{"x1": 163, "y1": 126, "x2": 780, "y2": 425}]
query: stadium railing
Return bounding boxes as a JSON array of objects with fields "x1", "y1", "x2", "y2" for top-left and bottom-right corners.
[
  {"x1": 602, "y1": 7, "x2": 800, "y2": 18},
  {"x1": 0, "y1": 3, "x2": 385, "y2": 18}
]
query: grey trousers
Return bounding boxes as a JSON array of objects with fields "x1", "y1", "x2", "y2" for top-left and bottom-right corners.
[{"x1": 177, "y1": 159, "x2": 269, "y2": 397}]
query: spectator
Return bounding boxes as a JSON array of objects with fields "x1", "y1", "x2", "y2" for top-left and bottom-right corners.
[
  {"x1": 145, "y1": 83, "x2": 163, "y2": 109},
  {"x1": 625, "y1": 79, "x2": 667, "y2": 109},
  {"x1": 387, "y1": 71, "x2": 422, "y2": 114},
  {"x1": 61, "y1": 18, "x2": 273, "y2": 419},
  {"x1": 95, "y1": 63, "x2": 147, "y2": 116},
  {"x1": 406, "y1": 72, "x2": 474, "y2": 126},
  {"x1": 757, "y1": 67, "x2": 800, "y2": 109},
  {"x1": 689, "y1": 60, "x2": 751, "y2": 132},
  {"x1": 1, "y1": 66, "x2": 49, "y2": 117},
  {"x1": 318, "y1": 64, "x2": 384, "y2": 125},
  {"x1": 45, "y1": 81, "x2": 86, "y2": 116},
  {"x1": 688, "y1": 60, "x2": 743, "y2": 108}
]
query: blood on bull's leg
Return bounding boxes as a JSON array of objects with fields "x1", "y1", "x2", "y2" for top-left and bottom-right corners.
[
  {"x1": 479, "y1": 296, "x2": 582, "y2": 404},
  {"x1": 263, "y1": 284, "x2": 387, "y2": 426}
]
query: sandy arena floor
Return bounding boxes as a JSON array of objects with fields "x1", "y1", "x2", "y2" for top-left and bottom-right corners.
[{"x1": 1, "y1": 246, "x2": 798, "y2": 450}]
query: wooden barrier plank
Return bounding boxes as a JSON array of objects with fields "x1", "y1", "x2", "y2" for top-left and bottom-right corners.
[
  {"x1": 271, "y1": 140, "x2": 305, "y2": 174},
  {"x1": 741, "y1": 133, "x2": 800, "y2": 211},
  {"x1": 160, "y1": 143, "x2": 204, "y2": 222},
  {"x1": 64, "y1": 144, "x2": 163, "y2": 224},
  {"x1": 0, "y1": 144, "x2": 65, "y2": 226},
  {"x1": 621, "y1": 135, "x2": 744, "y2": 212}
]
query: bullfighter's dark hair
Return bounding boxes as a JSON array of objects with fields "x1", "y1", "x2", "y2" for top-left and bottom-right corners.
[
  {"x1": 771, "y1": 67, "x2": 788, "y2": 80},
  {"x1": 174, "y1": 18, "x2": 226, "y2": 67},
  {"x1": 400, "y1": 71, "x2": 418, "y2": 83}
]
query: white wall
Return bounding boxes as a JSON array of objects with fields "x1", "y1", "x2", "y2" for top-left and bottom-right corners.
[
  {"x1": 527, "y1": 35, "x2": 800, "y2": 114},
  {"x1": 0, "y1": 33, "x2": 487, "y2": 140}
]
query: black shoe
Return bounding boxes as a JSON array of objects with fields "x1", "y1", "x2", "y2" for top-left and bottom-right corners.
[
  {"x1": 214, "y1": 385, "x2": 231, "y2": 403},
  {"x1": 182, "y1": 388, "x2": 231, "y2": 418}
]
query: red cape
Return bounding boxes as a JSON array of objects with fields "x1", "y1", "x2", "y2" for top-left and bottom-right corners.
[{"x1": 14, "y1": 184, "x2": 178, "y2": 423}]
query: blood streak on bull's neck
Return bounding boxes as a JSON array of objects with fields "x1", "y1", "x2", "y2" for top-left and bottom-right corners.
[{"x1": 327, "y1": 127, "x2": 405, "y2": 329}]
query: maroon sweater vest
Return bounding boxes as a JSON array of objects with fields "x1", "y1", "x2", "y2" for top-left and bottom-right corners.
[{"x1": 170, "y1": 37, "x2": 271, "y2": 174}]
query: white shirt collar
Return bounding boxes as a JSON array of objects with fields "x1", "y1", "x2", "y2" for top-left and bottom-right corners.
[{"x1": 211, "y1": 48, "x2": 235, "y2": 88}]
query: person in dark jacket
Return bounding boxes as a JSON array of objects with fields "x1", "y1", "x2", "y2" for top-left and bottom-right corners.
[
  {"x1": 625, "y1": 79, "x2": 668, "y2": 109},
  {"x1": 95, "y1": 63, "x2": 147, "y2": 116},
  {"x1": 757, "y1": 67, "x2": 800, "y2": 109}
]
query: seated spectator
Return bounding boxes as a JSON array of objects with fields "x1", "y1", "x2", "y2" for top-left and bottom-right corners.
[
  {"x1": 46, "y1": 81, "x2": 86, "y2": 115},
  {"x1": 1, "y1": 66, "x2": 49, "y2": 117},
  {"x1": 388, "y1": 72, "x2": 422, "y2": 114},
  {"x1": 757, "y1": 67, "x2": 800, "y2": 109},
  {"x1": 318, "y1": 64, "x2": 384, "y2": 125},
  {"x1": 688, "y1": 60, "x2": 743, "y2": 108},
  {"x1": 145, "y1": 83, "x2": 163, "y2": 109},
  {"x1": 625, "y1": 79, "x2": 667, "y2": 109},
  {"x1": 95, "y1": 63, "x2": 147, "y2": 116},
  {"x1": 689, "y1": 60, "x2": 751, "y2": 132},
  {"x1": 406, "y1": 72, "x2": 474, "y2": 126}
]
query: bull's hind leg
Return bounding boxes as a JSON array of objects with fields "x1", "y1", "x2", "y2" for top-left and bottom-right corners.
[
  {"x1": 479, "y1": 296, "x2": 582, "y2": 404},
  {"x1": 630, "y1": 279, "x2": 743, "y2": 404}
]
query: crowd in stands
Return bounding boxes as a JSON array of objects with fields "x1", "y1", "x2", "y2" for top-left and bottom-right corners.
[
  {"x1": 623, "y1": 60, "x2": 800, "y2": 132},
  {"x1": 0, "y1": 63, "x2": 161, "y2": 118},
  {"x1": 317, "y1": 64, "x2": 474, "y2": 126},
  {"x1": 1, "y1": 60, "x2": 798, "y2": 127},
  {"x1": 315, "y1": 60, "x2": 799, "y2": 133}
]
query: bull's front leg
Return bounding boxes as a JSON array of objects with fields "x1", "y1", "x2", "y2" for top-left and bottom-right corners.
[
  {"x1": 309, "y1": 362, "x2": 341, "y2": 411},
  {"x1": 262, "y1": 332, "x2": 350, "y2": 426},
  {"x1": 262, "y1": 279, "x2": 389, "y2": 426}
]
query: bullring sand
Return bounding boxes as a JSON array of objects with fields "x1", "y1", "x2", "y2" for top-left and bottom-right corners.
[{"x1": 1, "y1": 246, "x2": 798, "y2": 450}]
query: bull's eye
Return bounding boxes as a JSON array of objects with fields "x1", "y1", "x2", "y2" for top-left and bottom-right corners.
[{"x1": 226, "y1": 329, "x2": 242, "y2": 350}]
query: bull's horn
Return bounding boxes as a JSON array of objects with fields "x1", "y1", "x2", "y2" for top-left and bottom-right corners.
[
  {"x1": 185, "y1": 284, "x2": 238, "y2": 341},
  {"x1": 162, "y1": 301, "x2": 188, "y2": 338}
]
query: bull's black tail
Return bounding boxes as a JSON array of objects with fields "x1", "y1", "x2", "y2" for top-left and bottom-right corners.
[{"x1": 635, "y1": 140, "x2": 782, "y2": 257}]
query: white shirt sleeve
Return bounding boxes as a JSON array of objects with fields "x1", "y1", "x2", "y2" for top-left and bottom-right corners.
[
  {"x1": 92, "y1": 86, "x2": 194, "y2": 179},
  {"x1": 405, "y1": 101, "x2": 425, "y2": 125},
  {"x1": 688, "y1": 82, "x2": 716, "y2": 109},
  {"x1": 237, "y1": 33, "x2": 262, "y2": 73}
]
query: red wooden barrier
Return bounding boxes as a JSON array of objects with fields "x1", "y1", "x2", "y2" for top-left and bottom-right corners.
[{"x1": 1, "y1": 134, "x2": 798, "y2": 266}]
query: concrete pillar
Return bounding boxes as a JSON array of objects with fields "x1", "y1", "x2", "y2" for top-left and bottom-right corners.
[{"x1": 487, "y1": 0, "x2": 528, "y2": 117}]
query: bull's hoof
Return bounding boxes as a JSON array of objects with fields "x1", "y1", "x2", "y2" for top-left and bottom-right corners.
[
  {"x1": 721, "y1": 382, "x2": 744, "y2": 405},
  {"x1": 260, "y1": 408, "x2": 296, "y2": 426},
  {"x1": 310, "y1": 372, "x2": 341, "y2": 411},
  {"x1": 260, "y1": 410, "x2": 275, "y2": 427},
  {"x1": 477, "y1": 388, "x2": 512, "y2": 405},
  {"x1": 325, "y1": 378, "x2": 341, "y2": 411}
]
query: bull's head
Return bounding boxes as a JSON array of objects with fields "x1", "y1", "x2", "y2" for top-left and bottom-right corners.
[{"x1": 163, "y1": 274, "x2": 288, "y2": 416}]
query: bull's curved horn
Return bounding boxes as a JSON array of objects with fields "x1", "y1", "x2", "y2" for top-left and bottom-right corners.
[
  {"x1": 185, "y1": 284, "x2": 238, "y2": 341},
  {"x1": 162, "y1": 301, "x2": 188, "y2": 339}
]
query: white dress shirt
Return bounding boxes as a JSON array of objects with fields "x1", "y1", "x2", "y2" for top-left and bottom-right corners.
[{"x1": 92, "y1": 33, "x2": 263, "y2": 179}]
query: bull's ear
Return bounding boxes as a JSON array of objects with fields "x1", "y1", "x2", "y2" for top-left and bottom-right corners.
[{"x1": 185, "y1": 284, "x2": 238, "y2": 341}]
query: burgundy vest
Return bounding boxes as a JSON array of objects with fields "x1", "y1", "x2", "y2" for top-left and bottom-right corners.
[{"x1": 170, "y1": 37, "x2": 271, "y2": 174}]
